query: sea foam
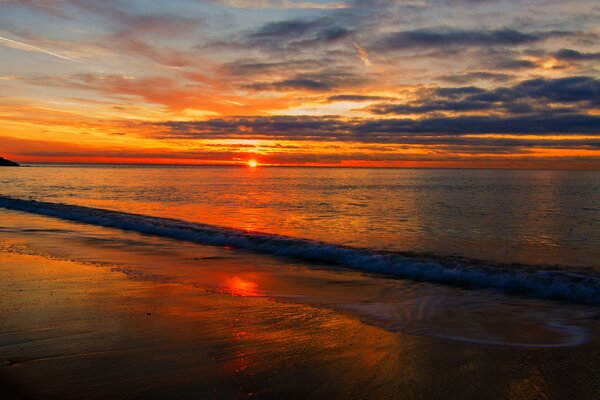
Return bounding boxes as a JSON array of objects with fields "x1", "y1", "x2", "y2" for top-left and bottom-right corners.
[{"x1": 0, "y1": 196, "x2": 598, "y2": 305}]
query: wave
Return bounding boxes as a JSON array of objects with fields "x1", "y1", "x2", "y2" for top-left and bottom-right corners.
[{"x1": 0, "y1": 196, "x2": 599, "y2": 305}]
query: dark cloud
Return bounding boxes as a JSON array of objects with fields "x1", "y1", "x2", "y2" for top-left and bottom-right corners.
[
  {"x1": 153, "y1": 113, "x2": 600, "y2": 144},
  {"x1": 434, "y1": 86, "x2": 485, "y2": 98},
  {"x1": 369, "y1": 100, "x2": 492, "y2": 114},
  {"x1": 326, "y1": 94, "x2": 391, "y2": 102},
  {"x1": 225, "y1": 59, "x2": 326, "y2": 77},
  {"x1": 369, "y1": 76, "x2": 600, "y2": 115},
  {"x1": 244, "y1": 70, "x2": 368, "y2": 92},
  {"x1": 490, "y1": 58, "x2": 539, "y2": 70},
  {"x1": 354, "y1": 114, "x2": 600, "y2": 136},
  {"x1": 553, "y1": 48, "x2": 600, "y2": 61},
  {"x1": 250, "y1": 19, "x2": 350, "y2": 42},
  {"x1": 158, "y1": 116, "x2": 350, "y2": 140},
  {"x1": 247, "y1": 78, "x2": 331, "y2": 91},
  {"x1": 375, "y1": 28, "x2": 574, "y2": 51},
  {"x1": 215, "y1": 17, "x2": 354, "y2": 53},
  {"x1": 511, "y1": 76, "x2": 600, "y2": 105},
  {"x1": 438, "y1": 71, "x2": 513, "y2": 84}
]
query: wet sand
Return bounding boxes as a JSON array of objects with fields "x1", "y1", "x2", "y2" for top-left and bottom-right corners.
[{"x1": 1, "y1": 211, "x2": 599, "y2": 399}]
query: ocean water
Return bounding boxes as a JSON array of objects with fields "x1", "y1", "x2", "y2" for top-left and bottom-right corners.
[
  {"x1": 2, "y1": 165, "x2": 599, "y2": 265},
  {"x1": 0, "y1": 165, "x2": 599, "y2": 306},
  {"x1": 0, "y1": 165, "x2": 600, "y2": 348}
]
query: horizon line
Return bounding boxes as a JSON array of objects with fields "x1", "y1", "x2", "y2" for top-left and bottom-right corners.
[{"x1": 12, "y1": 161, "x2": 600, "y2": 172}]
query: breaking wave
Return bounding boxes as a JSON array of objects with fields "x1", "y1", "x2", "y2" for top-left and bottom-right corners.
[{"x1": 0, "y1": 196, "x2": 598, "y2": 305}]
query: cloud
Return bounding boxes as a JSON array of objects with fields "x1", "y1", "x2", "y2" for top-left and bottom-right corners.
[
  {"x1": 0, "y1": 35, "x2": 82, "y2": 62},
  {"x1": 352, "y1": 40, "x2": 372, "y2": 66},
  {"x1": 490, "y1": 58, "x2": 539, "y2": 70},
  {"x1": 511, "y1": 76, "x2": 599, "y2": 105},
  {"x1": 369, "y1": 76, "x2": 600, "y2": 115},
  {"x1": 356, "y1": 114, "x2": 600, "y2": 136},
  {"x1": 225, "y1": 59, "x2": 326, "y2": 78},
  {"x1": 56, "y1": 1, "x2": 205, "y2": 67},
  {"x1": 249, "y1": 18, "x2": 352, "y2": 47},
  {"x1": 375, "y1": 28, "x2": 576, "y2": 51},
  {"x1": 0, "y1": 0, "x2": 68, "y2": 18},
  {"x1": 213, "y1": 0, "x2": 350, "y2": 9},
  {"x1": 153, "y1": 113, "x2": 600, "y2": 143},
  {"x1": 2, "y1": 0, "x2": 599, "y2": 168},
  {"x1": 438, "y1": 71, "x2": 513, "y2": 84},
  {"x1": 553, "y1": 48, "x2": 600, "y2": 61},
  {"x1": 209, "y1": 17, "x2": 354, "y2": 54},
  {"x1": 326, "y1": 94, "x2": 391, "y2": 102},
  {"x1": 244, "y1": 70, "x2": 368, "y2": 92},
  {"x1": 3, "y1": 133, "x2": 598, "y2": 168}
]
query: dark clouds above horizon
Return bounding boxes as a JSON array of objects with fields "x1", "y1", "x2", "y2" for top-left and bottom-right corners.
[{"x1": 0, "y1": 0, "x2": 598, "y2": 167}]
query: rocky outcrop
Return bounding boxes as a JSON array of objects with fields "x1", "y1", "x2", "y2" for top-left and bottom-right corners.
[{"x1": 0, "y1": 157, "x2": 19, "y2": 166}]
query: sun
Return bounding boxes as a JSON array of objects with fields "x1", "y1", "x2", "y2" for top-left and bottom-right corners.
[{"x1": 248, "y1": 160, "x2": 258, "y2": 168}]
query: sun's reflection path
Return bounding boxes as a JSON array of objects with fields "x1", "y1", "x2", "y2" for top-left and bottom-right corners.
[{"x1": 223, "y1": 276, "x2": 262, "y2": 297}]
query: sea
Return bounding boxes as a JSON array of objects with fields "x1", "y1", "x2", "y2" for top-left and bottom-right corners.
[{"x1": 1, "y1": 164, "x2": 599, "y2": 348}]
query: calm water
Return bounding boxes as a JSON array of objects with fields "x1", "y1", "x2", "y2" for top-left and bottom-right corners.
[
  {"x1": 1, "y1": 165, "x2": 599, "y2": 269},
  {"x1": 1, "y1": 164, "x2": 599, "y2": 360}
]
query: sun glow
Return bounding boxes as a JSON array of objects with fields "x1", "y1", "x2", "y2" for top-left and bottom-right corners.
[
  {"x1": 224, "y1": 276, "x2": 260, "y2": 297},
  {"x1": 248, "y1": 160, "x2": 258, "y2": 168}
]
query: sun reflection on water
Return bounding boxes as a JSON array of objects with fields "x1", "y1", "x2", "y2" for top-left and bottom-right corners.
[{"x1": 224, "y1": 276, "x2": 262, "y2": 297}]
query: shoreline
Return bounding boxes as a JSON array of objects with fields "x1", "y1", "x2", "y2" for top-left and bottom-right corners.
[
  {"x1": 0, "y1": 211, "x2": 599, "y2": 399},
  {"x1": 1, "y1": 197, "x2": 598, "y2": 306}
]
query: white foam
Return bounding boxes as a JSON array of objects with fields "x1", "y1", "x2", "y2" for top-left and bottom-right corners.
[{"x1": 1, "y1": 196, "x2": 599, "y2": 305}]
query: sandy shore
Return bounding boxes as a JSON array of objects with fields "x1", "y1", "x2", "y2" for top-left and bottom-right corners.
[{"x1": 0, "y1": 211, "x2": 599, "y2": 399}]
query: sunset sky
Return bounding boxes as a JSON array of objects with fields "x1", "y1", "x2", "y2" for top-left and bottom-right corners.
[{"x1": 0, "y1": 0, "x2": 598, "y2": 168}]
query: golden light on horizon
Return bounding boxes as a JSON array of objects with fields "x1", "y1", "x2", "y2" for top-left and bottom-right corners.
[{"x1": 0, "y1": 1, "x2": 596, "y2": 171}]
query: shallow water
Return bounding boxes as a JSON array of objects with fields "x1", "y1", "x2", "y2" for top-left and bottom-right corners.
[
  {"x1": 0, "y1": 209, "x2": 597, "y2": 348},
  {"x1": 1, "y1": 165, "x2": 599, "y2": 269},
  {"x1": 2, "y1": 255, "x2": 590, "y2": 400},
  {"x1": 1, "y1": 165, "x2": 599, "y2": 335}
]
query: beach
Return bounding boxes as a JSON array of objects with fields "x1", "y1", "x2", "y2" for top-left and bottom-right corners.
[
  {"x1": 2, "y1": 0, "x2": 599, "y2": 396},
  {"x1": 1, "y1": 204, "x2": 599, "y2": 399}
]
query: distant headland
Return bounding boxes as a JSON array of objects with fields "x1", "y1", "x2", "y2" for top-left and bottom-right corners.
[{"x1": 0, "y1": 157, "x2": 20, "y2": 166}]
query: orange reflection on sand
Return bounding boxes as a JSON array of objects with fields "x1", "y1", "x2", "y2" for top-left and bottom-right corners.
[{"x1": 224, "y1": 276, "x2": 262, "y2": 297}]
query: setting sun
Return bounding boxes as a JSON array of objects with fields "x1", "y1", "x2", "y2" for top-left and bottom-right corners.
[{"x1": 248, "y1": 160, "x2": 258, "y2": 168}]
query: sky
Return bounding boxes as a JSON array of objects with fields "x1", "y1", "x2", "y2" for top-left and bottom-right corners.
[{"x1": 0, "y1": 0, "x2": 598, "y2": 168}]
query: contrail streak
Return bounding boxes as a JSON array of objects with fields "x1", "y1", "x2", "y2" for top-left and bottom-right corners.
[
  {"x1": 0, "y1": 35, "x2": 82, "y2": 63},
  {"x1": 223, "y1": 99, "x2": 245, "y2": 106},
  {"x1": 352, "y1": 41, "x2": 372, "y2": 67}
]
